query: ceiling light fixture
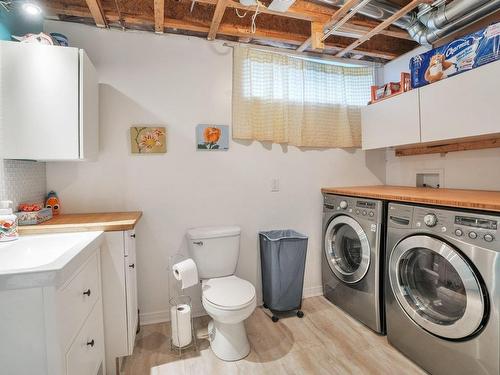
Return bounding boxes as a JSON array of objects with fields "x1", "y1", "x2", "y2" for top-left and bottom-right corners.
[{"x1": 22, "y1": 2, "x2": 41, "y2": 16}]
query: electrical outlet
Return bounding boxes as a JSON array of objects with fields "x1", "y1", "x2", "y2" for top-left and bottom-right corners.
[{"x1": 271, "y1": 178, "x2": 280, "y2": 192}]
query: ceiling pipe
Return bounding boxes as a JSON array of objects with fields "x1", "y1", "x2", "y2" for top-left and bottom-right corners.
[
  {"x1": 314, "y1": 0, "x2": 500, "y2": 45},
  {"x1": 418, "y1": 0, "x2": 492, "y2": 30},
  {"x1": 408, "y1": 0, "x2": 500, "y2": 44}
]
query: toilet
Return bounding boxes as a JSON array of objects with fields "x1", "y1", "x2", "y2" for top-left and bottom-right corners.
[{"x1": 187, "y1": 226, "x2": 256, "y2": 361}]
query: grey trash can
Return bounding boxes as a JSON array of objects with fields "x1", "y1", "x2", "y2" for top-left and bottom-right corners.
[{"x1": 259, "y1": 230, "x2": 308, "y2": 322}]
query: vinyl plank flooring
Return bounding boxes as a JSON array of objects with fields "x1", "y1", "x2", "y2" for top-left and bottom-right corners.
[{"x1": 122, "y1": 296, "x2": 426, "y2": 375}]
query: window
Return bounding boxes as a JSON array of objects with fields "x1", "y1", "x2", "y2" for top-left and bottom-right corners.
[{"x1": 232, "y1": 46, "x2": 374, "y2": 148}]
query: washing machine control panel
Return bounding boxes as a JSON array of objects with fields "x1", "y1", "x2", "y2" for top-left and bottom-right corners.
[
  {"x1": 389, "y1": 203, "x2": 499, "y2": 247},
  {"x1": 323, "y1": 194, "x2": 381, "y2": 222}
]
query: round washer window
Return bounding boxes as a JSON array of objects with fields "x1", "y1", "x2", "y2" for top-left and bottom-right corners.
[
  {"x1": 324, "y1": 215, "x2": 371, "y2": 284},
  {"x1": 399, "y1": 247, "x2": 467, "y2": 325}
]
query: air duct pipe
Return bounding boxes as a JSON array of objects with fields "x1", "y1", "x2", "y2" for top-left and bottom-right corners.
[
  {"x1": 408, "y1": 0, "x2": 500, "y2": 44},
  {"x1": 315, "y1": 0, "x2": 500, "y2": 45}
]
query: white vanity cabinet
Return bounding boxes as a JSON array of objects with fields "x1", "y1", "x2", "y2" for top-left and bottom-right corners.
[
  {"x1": 0, "y1": 241, "x2": 105, "y2": 375},
  {"x1": 0, "y1": 41, "x2": 98, "y2": 161},
  {"x1": 101, "y1": 230, "x2": 139, "y2": 375},
  {"x1": 361, "y1": 90, "x2": 421, "y2": 149}
]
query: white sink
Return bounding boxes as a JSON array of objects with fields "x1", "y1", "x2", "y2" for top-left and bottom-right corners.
[{"x1": 0, "y1": 231, "x2": 103, "y2": 289}]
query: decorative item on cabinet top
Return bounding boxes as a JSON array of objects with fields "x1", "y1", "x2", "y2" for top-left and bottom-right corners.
[
  {"x1": 196, "y1": 124, "x2": 229, "y2": 151},
  {"x1": 130, "y1": 126, "x2": 167, "y2": 154}
]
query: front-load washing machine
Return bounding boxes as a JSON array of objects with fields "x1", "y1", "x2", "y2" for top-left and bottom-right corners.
[
  {"x1": 322, "y1": 193, "x2": 384, "y2": 334},
  {"x1": 386, "y1": 202, "x2": 499, "y2": 375}
]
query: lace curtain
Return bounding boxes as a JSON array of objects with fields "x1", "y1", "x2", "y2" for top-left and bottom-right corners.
[{"x1": 232, "y1": 46, "x2": 374, "y2": 148}]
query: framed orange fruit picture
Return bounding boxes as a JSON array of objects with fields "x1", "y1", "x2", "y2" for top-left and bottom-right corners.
[{"x1": 196, "y1": 125, "x2": 229, "y2": 151}]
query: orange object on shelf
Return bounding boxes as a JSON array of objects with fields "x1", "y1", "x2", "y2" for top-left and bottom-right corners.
[{"x1": 369, "y1": 72, "x2": 411, "y2": 104}]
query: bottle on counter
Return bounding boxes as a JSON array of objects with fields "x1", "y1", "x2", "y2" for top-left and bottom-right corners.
[{"x1": 0, "y1": 200, "x2": 18, "y2": 242}]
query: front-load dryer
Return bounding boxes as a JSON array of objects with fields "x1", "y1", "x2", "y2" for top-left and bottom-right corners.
[
  {"x1": 386, "y1": 203, "x2": 499, "y2": 375},
  {"x1": 322, "y1": 193, "x2": 384, "y2": 334}
]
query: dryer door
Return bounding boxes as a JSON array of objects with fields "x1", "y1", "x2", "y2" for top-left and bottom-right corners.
[
  {"x1": 324, "y1": 215, "x2": 371, "y2": 284},
  {"x1": 389, "y1": 235, "x2": 485, "y2": 340}
]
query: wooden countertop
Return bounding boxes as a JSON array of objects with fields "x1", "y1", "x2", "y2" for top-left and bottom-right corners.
[
  {"x1": 18, "y1": 212, "x2": 142, "y2": 235},
  {"x1": 321, "y1": 185, "x2": 500, "y2": 213}
]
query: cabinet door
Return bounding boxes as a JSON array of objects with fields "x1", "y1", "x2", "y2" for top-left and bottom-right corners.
[
  {"x1": 420, "y1": 60, "x2": 500, "y2": 143},
  {"x1": 361, "y1": 90, "x2": 421, "y2": 149},
  {"x1": 124, "y1": 230, "x2": 138, "y2": 355},
  {"x1": 0, "y1": 41, "x2": 80, "y2": 160}
]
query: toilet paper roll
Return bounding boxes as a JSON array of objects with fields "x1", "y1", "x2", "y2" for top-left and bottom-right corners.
[
  {"x1": 170, "y1": 304, "x2": 192, "y2": 348},
  {"x1": 172, "y1": 258, "x2": 199, "y2": 290}
]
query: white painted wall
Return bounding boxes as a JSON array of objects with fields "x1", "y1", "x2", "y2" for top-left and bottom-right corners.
[
  {"x1": 383, "y1": 47, "x2": 500, "y2": 190},
  {"x1": 44, "y1": 21, "x2": 385, "y2": 323}
]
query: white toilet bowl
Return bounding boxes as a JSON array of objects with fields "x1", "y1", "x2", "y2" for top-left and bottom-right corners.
[{"x1": 202, "y1": 275, "x2": 256, "y2": 361}]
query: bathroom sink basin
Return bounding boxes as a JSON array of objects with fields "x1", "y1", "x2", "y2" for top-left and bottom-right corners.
[{"x1": 0, "y1": 231, "x2": 103, "y2": 289}]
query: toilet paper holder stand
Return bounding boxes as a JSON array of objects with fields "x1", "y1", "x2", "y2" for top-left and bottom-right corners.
[{"x1": 169, "y1": 254, "x2": 198, "y2": 356}]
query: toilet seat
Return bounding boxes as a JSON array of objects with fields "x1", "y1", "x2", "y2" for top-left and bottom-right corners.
[{"x1": 202, "y1": 275, "x2": 256, "y2": 311}]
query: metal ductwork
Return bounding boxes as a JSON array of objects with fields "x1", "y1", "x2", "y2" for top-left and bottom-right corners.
[
  {"x1": 314, "y1": 0, "x2": 500, "y2": 46},
  {"x1": 407, "y1": 0, "x2": 500, "y2": 44}
]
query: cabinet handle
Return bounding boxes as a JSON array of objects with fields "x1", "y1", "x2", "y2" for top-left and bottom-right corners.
[
  {"x1": 83, "y1": 289, "x2": 91, "y2": 297},
  {"x1": 193, "y1": 241, "x2": 203, "y2": 246},
  {"x1": 129, "y1": 264, "x2": 135, "y2": 269},
  {"x1": 86, "y1": 339, "x2": 95, "y2": 347},
  {"x1": 130, "y1": 234, "x2": 136, "y2": 238}
]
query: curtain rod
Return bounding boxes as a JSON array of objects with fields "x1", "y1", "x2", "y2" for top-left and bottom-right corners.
[{"x1": 222, "y1": 42, "x2": 383, "y2": 68}]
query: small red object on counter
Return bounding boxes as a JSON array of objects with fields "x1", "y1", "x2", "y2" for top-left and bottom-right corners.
[{"x1": 18, "y1": 203, "x2": 42, "y2": 212}]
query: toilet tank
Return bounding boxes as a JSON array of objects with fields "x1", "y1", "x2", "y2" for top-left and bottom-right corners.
[{"x1": 187, "y1": 226, "x2": 241, "y2": 279}]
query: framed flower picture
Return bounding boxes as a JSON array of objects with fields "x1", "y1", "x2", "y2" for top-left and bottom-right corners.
[
  {"x1": 130, "y1": 126, "x2": 167, "y2": 154},
  {"x1": 196, "y1": 125, "x2": 229, "y2": 151}
]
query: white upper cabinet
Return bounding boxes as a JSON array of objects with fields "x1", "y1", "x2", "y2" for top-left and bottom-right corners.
[
  {"x1": 0, "y1": 41, "x2": 98, "y2": 161},
  {"x1": 361, "y1": 61, "x2": 500, "y2": 149},
  {"x1": 419, "y1": 60, "x2": 500, "y2": 143},
  {"x1": 361, "y1": 90, "x2": 421, "y2": 150}
]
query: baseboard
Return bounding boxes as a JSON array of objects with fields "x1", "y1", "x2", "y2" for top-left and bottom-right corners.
[
  {"x1": 140, "y1": 307, "x2": 206, "y2": 326},
  {"x1": 302, "y1": 285, "x2": 324, "y2": 298},
  {"x1": 140, "y1": 286, "x2": 323, "y2": 325}
]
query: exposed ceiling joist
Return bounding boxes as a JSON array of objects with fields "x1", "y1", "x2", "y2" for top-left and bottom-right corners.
[
  {"x1": 43, "y1": 0, "x2": 416, "y2": 61},
  {"x1": 84, "y1": 0, "x2": 107, "y2": 27},
  {"x1": 186, "y1": 0, "x2": 410, "y2": 40},
  {"x1": 154, "y1": 0, "x2": 165, "y2": 33},
  {"x1": 311, "y1": 21, "x2": 325, "y2": 50},
  {"x1": 297, "y1": 0, "x2": 362, "y2": 52},
  {"x1": 336, "y1": 0, "x2": 427, "y2": 56},
  {"x1": 208, "y1": 0, "x2": 228, "y2": 40}
]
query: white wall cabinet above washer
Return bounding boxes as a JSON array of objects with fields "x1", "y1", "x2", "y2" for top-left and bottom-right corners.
[
  {"x1": 0, "y1": 41, "x2": 98, "y2": 161},
  {"x1": 362, "y1": 60, "x2": 500, "y2": 150},
  {"x1": 419, "y1": 60, "x2": 500, "y2": 143},
  {"x1": 361, "y1": 90, "x2": 421, "y2": 150}
]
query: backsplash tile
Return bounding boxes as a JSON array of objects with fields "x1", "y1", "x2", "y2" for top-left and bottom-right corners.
[{"x1": 0, "y1": 160, "x2": 47, "y2": 210}]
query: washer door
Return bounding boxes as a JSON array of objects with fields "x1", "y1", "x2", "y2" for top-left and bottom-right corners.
[
  {"x1": 324, "y1": 215, "x2": 371, "y2": 284},
  {"x1": 389, "y1": 235, "x2": 485, "y2": 340}
]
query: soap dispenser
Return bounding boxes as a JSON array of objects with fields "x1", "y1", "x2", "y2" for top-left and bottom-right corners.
[{"x1": 0, "y1": 200, "x2": 18, "y2": 242}]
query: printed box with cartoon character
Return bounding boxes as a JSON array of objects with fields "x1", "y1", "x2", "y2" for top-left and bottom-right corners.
[{"x1": 410, "y1": 22, "x2": 500, "y2": 88}]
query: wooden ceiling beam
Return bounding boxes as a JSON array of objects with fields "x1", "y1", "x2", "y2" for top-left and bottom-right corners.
[
  {"x1": 186, "y1": 0, "x2": 411, "y2": 40},
  {"x1": 297, "y1": 0, "x2": 362, "y2": 52},
  {"x1": 208, "y1": 0, "x2": 228, "y2": 40},
  {"x1": 154, "y1": 0, "x2": 165, "y2": 33},
  {"x1": 84, "y1": 0, "x2": 107, "y2": 27},
  {"x1": 336, "y1": 0, "x2": 426, "y2": 57},
  {"x1": 43, "y1": 2, "x2": 405, "y2": 60}
]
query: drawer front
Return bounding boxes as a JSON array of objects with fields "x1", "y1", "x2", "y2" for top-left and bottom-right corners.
[
  {"x1": 58, "y1": 252, "x2": 100, "y2": 350},
  {"x1": 66, "y1": 301, "x2": 105, "y2": 375}
]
